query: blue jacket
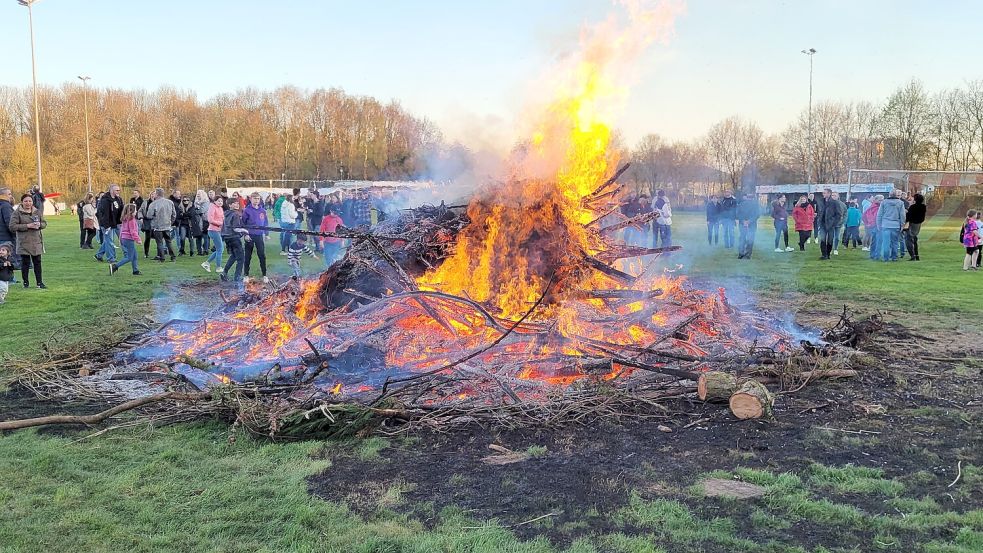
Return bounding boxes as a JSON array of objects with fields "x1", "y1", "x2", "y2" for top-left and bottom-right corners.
[
  {"x1": 0, "y1": 199, "x2": 14, "y2": 244},
  {"x1": 241, "y1": 204, "x2": 269, "y2": 238},
  {"x1": 845, "y1": 207, "x2": 861, "y2": 227}
]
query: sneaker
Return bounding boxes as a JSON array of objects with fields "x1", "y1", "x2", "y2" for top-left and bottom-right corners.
[
  {"x1": 262, "y1": 276, "x2": 270, "y2": 284},
  {"x1": 23, "y1": 282, "x2": 29, "y2": 289},
  {"x1": 833, "y1": 249, "x2": 839, "y2": 255},
  {"x1": 201, "y1": 261, "x2": 211, "y2": 272},
  {"x1": 774, "y1": 248, "x2": 783, "y2": 253},
  {"x1": 133, "y1": 271, "x2": 142, "y2": 275},
  {"x1": 110, "y1": 264, "x2": 118, "y2": 275},
  {"x1": 94, "y1": 254, "x2": 103, "y2": 262},
  {"x1": 216, "y1": 267, "x2": 224, "y2": 274},
  {"x1": 279, "y1": 251, "x2": 288, "y2": 256},
  {"x1": 862, "y1": 247, "x2": 870, "y2": 251},
  {"x1": 220, "y1": 273, "x2": 229, "y2": 282},
  {"x1": 785, "y1": 247, "x2": 794, "y2": 252},
  {"x1": 37, "y1": 283, "x2": 47, "y2": 289}
]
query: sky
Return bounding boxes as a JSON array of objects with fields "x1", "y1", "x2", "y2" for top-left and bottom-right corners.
[{"x1": 2, "y1": 0, "x2": 981, "y2": 150}]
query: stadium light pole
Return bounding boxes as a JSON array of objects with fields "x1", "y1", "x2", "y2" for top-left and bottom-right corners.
[
  {"x1": 801, "y1": 48, "x2": 816, "y2": 194},
  {"x1": 19, "y1": 0, "x2": 45, "y2": 193},
  {"x1": 78, "y1": 76, "x2": 93, "y2": 194}
]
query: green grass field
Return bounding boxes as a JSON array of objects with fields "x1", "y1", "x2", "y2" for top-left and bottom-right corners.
[{"x1": 1, "y1": 209, "x2": 980, "y2": 552}]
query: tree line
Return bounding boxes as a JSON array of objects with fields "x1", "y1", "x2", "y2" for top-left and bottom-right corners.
[
  {"x1": 627, "y1": 78, "x2": 983, "y2": 202},
  {"x1": 0, "y1": 85, "x2": 446, "y2": 195}
]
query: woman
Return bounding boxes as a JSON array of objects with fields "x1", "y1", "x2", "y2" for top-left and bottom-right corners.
[
  {"x1": 791, "y1": 196, "x2": 815, "y2": 251},
  {"x1": 241, "y1": 192, "x2": 270, "y2": 283},
  {"x1": 652, "y1": 190, "x2": 672, "y2": 249},
  {"x1": 177, "y1": 196, "x2": 194, "y2": 256},
  {"x1": 138, "y1": 190, "x2": 158, "y2": 258},
  {"x1": 221, "y1": 200, "x2": 246, "y2": 282},
  {"x1": 201, "y1": 196, "x2": 225, "y2": 273},
  {"x1": 81, "y1": 193, "x2": 98, "y2": 249},
  {"x1": 193, "y1": 190, "x2": 211, "y2": 254},
  {"x1": 862, "y1": 195, "x2": 882, "y2": 260},
  {"x1": 8, "y1": 194, "x2": 47, "y2": 289},
  {"x1": 110, "y1": 204, "x2": 142, "y2": 276},
  {"x1": 185, "y1": 197, "x2": 204, "y2": 256}
]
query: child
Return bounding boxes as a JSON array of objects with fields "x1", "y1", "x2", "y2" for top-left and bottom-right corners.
[
  {"x1": 110, "y1": 204, "x2": 143, "y2": 276},
  {"x1": 844, "y1": 200, "x2": 861, "y2": 249},
  {"x1": 962, "y1": 209, "x2": 981, "y2": 271},
  {"x1": 0, "y1": 243, "x2": 13, "y2": 304},
  {"x1": 286, "y1": 234, "x2": 318, "y2": 279}
]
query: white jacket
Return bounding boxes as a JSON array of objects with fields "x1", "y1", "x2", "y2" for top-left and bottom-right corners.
[
  {"x1": 280, "y1": 201, "x2": 298, "y2": 224},
  {"x1": 655, "y1": 200, "x2": 672, "y2": 225}
]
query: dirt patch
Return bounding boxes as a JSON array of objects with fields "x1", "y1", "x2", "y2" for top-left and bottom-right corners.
[
  {"x1": 308, "y1": 314, "x2": 983, "y2": 550},
  {"x1": 699, "y1": 478, "x2": 766, "y2": 499},
  {"x1": 0, "y1": 386, "x2": 112, "y2": 437}
]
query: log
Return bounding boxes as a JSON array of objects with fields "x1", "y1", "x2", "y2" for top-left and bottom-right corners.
[
  {"x1": 729, "y1": 380, "x2": 773, "y2": 420},
  {"x1": 0, "y1": 392, "x2": 208, "y2": 431},
  {"x1": 697, "y1": 371, "x2": 738, "y2": 402}
]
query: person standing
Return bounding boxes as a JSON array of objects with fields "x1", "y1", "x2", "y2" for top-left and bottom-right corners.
[
  {"x1": 876, "y1": 190, "x2": 906, "y2": 262},
  {"x1": 109, "y1": 204, "x2": 142, "y2": 276},
  {"x1": 137, "y1": 190, "x2": 157, "y2": 259},
  {"x1": 807, "y1": 192, "x2": 820, "y2": 244},
  {"x1": 147, "y1": 188, "x2": 177, "y2": 262},
  {"x1": 843, "y1": 200, "x2": 862, "y2": 249},
  {"x1": 241, "y1": 192, "x2": 270, "y2": 283},
  {"x1": 905, "y1": 193, "x2": 926, "y2": 261},
  {"x1": 962, "y1": 210, "x2": 981, "y2": 270},
  {"x1": 94, "y1": 184, "x2": 124, "y2": 263},
  {"x1": 791, "y1": 195, "x2": 815, "y2": 251},
  {"x1": 832, "y1": 192, "x2": 847, "y2": 255},
  {"x1": 653, "y1": 190, "x2": 672, "y2": 249},
  {"x1": 719, "y1": 190, "x2": 738, "y2": 249},
  {"x1": 130, "y1": 190, "x2": 144, "y2": 211},
  {"x1": 193, "y1": 190, "x2": 211, "y2": 255},
  {"x1": 863, "y1": 196, "x2": 883, "y2": 260},
  {"x1": 221, "y1": 200, "x2": 246, "y2": 283},
  {"x1": 201, "y1": 196, "x2": 225, "y2": 274},
  {"x1": 278, "y1": 193, "x2": 298, "y2": 253},
  {"x1": 75, "y1": 195, "x2": 87, "y2": 248},
  {"x1": 817, "y1": 188, "x2": 843, "y2": 260},
  {"x1": 0, "y1": 243, "x2": 14, "y2": 304},
  {"x1": 0, "y1": 188, "x2": 18, "y2": 281},
  {"x1": 318, "y1": 206, "x2": 346, "y2": 267},
  {"x1": 770, "y1": 195, "x2": 792, "y2": 252},
  {"x1": 81, "y1": 193, "x2": 98, "y2": 249},
  {"x1": 736, "y1": 192, "x2": 760, "y2": 259},
  {"x1": 898, "y1": 192, "x2": 912, "y2": 259},
  {"x1": 29, "y1": 185, "x2": 45, "y2": 215},
  {"x1": 636, "y1": 194, "x2": 652, "y2": 248},
  {"x1": 8, "y1": 194, "x2": 47, "y2": 289},
  {"x1": 861, "y1": 195, "x2": 874, "y2": 250},
  {"x1": 705, "y1": 195, "x2": 721, "y2": 245}
]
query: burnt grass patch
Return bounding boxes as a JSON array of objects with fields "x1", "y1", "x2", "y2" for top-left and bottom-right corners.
[{"x1": 308, "y1": 320, "x2": 983, "y2": 551}]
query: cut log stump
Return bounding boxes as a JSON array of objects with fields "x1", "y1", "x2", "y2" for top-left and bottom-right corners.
[
  {"x1": 697, "y1": 371, "x2": 738, "y2": 402},
  {"x1": 729, "y1": 380, "x2": 773, "y2": 420}
]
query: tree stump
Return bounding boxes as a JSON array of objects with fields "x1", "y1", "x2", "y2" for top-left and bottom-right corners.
[
  {"x1": 729, "y1": 380, "x2": 773, "y2": 420},
  {"x1": 697, "y1": 371, "x2": 738, "y2": 402}
]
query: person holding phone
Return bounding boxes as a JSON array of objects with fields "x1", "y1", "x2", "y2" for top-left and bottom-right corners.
[{"x1": 8, "y1": 194, "x2": 47, "y2": 289}]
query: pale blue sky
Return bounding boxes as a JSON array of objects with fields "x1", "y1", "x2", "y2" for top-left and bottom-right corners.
[{"x1": 2, "y1": 0, "x2": 981, "y2": 147}]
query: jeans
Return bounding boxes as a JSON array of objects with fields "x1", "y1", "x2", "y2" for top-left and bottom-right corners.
[
  {"x1": 154, "y1": 230, "x2": 176, "y2": 259},
  {"x1": 832, "y1": 226, "x2": 841, "y2": 248},
  {"x1": 96, "y1": 226, "x2": 118, "y2": 262},
  {"x1": 707, "y1": 221, "x2": 720, "y2": 245},
  {"x1": 773, "y1": 220, "x2": 788, "y2": 249},
  {"x1": 868, "y1": 229, "x2": 880, "y2": 259},
  {"x1": 738, "y1": 222, "x2": 757, "y2": 257},
  {"x1": 20, "y1": 254, "x2": 42, "y2": 285},
  {"x1": 653, "y1": 224, "x2": 672, "y2": 249},
  {"x1": 820, "y1": 226, "x2": 836, "y2": 258},
  {"x1": 206, "y1": 230, "x2": 224, "y2": 268},
  {"x1": 844, "y1": 226, "x2": 860, "y2": 248},
  {"x1": 0, "y1": 280, "x2": 7, "y2": 303},
  {"x1": 280, "y1": 222, "x2": 295, "y2": 251},
  {"x1": 322, "y1": 241, "x2": 341, "y2": 268},
  {"x1": 899, "y1": 230, "x2": 909, "y2": 257},
  {"x1": 244, "y1": 236, "x2": 267, "y2": 277},
  {"x1": 202, "y1": 231, "x2": 211, "y2": 253},
  {"x1": 721, "y1": 220, "x2": 736, "y2": 248},
  {"x1": 880, "y1": 228, "x2": 900, "y2": 261},
  {"x1": 114, "y1": 239, "x2": 139, "y2": 273},
  {"x1": 223, "y1": 237, "x2": 244, "y2": 281},
  {"x1": 176, "y1": 226, "x2": 190, "y2": 253}
]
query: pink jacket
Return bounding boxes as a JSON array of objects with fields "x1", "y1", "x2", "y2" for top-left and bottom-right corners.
[
  {"x1": 120, "y1": 218, "x2": 141, "y2": 242},
  {"x1": 207, "y1": 203, "x2": 224, "y2": 232}
]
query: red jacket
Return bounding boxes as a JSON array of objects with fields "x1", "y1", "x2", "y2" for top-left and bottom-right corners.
[
  {"x1": 862, "y1": 204, "x2": 880, "y2": 228},
  {"x1": 319, "y1": 213, "x2": 345, "y2": 244},
  {"x1": 791, "y1": 204, "x2": 815, "y2": 231}
]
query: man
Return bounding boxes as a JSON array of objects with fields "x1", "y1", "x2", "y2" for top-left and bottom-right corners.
[
  {"x1": 898, "y1": 191, "x2": 911, "y2": 259},
  {"x1": 620, "y1": 194, "x2": 641, "y2": 246},
  {"x1": 355, "y1": 190, "x2": 373, "y2": 227},
  {"x1": 636, "y1": 194, "x2": 652, "y2": 247},
  {"x1": 705, "y1": 195, "x2": 720, "y2": 245},
  {"x1": 0, "y1": 187, "x2": 18, "y2": 278},
  {"x1": 306, "y1": 189, "x2": 325, "y2": 252},
  {"x1": 147, "y1": 187, "x2": 177, "y2": 261},
  {"x1": 807, "y1": 192, "x2": 820, "y2": 244},
  {"x1": 831, "y1": 191, "x2": 848, "y2": 255},
  {"x1": 131, "y1": 190, "x2": 144, "y2": 211},
  {"x1": 770, "y1": 194, "x2": 792, "y2": 252},
  {"x1": 905, "y1": 193, "x2": 926, "y2": 261},
  {"x1": 875, "y1": 189, "x2": 906, "y2": 262},
  {"x1": 816, "y1": 188, "x2": 843, "y2": 260},
  {"x1": 718, "y1": 189, "x2": 738, "y2": 249},
  {"x1": 279, "y1": 193, "x2": 298, "y2": 253},
  {"x1": 29, "y1": 185, "x2": 45, "y2": 215},
  {"x1": 736, "y1": 192, "x2": 760, "y2": 259},
  {"x1": 652, "y1": 190, "x2": 672, "y2": 249},
  {"x1": 76, "y1": 195, "x2": 87, "y2": 248},
  {"x1": 94, "y1": 184, "x2": 124, "y2": 263}
]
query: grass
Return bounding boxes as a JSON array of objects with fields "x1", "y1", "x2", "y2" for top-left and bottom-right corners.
[{"x1": 1, "y1": 206, "x2": 981, "y2": 552}]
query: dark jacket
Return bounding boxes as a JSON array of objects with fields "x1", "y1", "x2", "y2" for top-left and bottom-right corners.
[
  {"x1": 0, "y1": 252, "x2": 13, "y2": 282},
  {"x1": 736, "y1": 199, "x2": 760, "y2": 222},
  {"x1": 96, "y1": 193, "x2": 124, "y2": 228},
  {"x1": 718, "y1": 196, "x2": 738, "y2": 220},
  {"x1": 705, "y1": 200, "x2": 719, "y2": 223},
  {"x1": 30, "y1": 189, "x2": 45, "y2": 211},
  {"x1": 131, "y1": 197, "x2": 144, "y2": 211},
  {"x1": 221, "y1": 209, "x2": 244, "y2": 239},
  {"x1": 770, "y1": 200, "x2": 788, "y2": 221},
  {"x1": 906, "y1": 201, "x2": 927, "y2": 225},
  {"x1": 0, "y1": 199, "x2": 15, "y2": 244},
  {"x1": 818, "y1": 197, "x2": 843, "y2": 230}
]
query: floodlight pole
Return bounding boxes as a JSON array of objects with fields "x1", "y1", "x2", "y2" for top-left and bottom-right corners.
[
  {"x1": 78, "y1": 75, "x2": 93, "y2": 194},
  {"x1": 20, "y1": 0, "x2": 44, "y2": 192},
  {"x1": 800, "y1": 48, "x2": 817, "y2": 194}
]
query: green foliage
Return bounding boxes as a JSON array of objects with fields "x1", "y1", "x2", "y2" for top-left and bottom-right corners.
[{"x1": 807, "y1": 463, "x2": 905, "y2": 497}]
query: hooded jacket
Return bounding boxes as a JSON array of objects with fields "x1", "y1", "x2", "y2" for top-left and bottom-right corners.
[
  {"x1": 718, "y1": 196, "x2": 738, "y2": 221},
  {"x1": 876, "y1": 198, "x2": 906, "y2": 230},
  {"x1": 241, "y1": 203, "x2": 269, "y2": 238},
  {"x1": 96, "y1": 193, "x2": 124, "y2": 228},
  {"x1": 792, "y1": 204, "x2": 815, "y2": 231}
]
